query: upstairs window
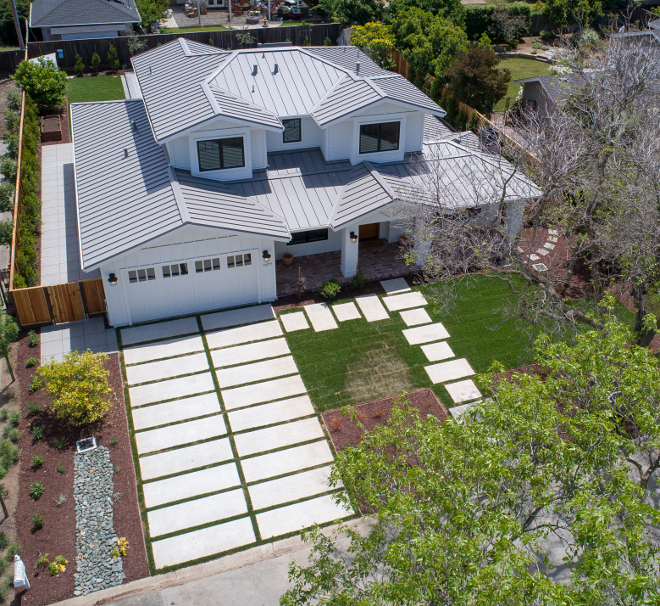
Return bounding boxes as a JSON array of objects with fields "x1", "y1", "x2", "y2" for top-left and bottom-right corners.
[
  {"x1": 197, "y1": 137, "x2": 245, "y2": 171},
  {"x1": 282, "y1": 118, "x2": 302, "y2": 143},
  {"x1": 359, "y1": 122, "x2": 400, "y2": 154},
  {"x1": 288, "y1": 229, "x2": 329, "y2": 245}
]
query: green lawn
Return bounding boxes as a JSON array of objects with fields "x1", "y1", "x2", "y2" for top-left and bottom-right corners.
[
  {"x1": 496, "y1": 57, "x2": 553, "y2": 111},
  {"x1": 160, "y1": 24, "x2": 230, "y2": 33},
  {"x1": 66, "y1": 75, "x2": 125, "y2": 105}
]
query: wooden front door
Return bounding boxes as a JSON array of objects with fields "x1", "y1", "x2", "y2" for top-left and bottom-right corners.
[{"x1": 359, "y1": 223, "x2": 380, "y2": 240}]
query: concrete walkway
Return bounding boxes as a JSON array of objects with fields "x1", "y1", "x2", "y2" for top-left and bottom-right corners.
[{"x1": 40, "y1": 317, "x2": 119, "y2": 362}]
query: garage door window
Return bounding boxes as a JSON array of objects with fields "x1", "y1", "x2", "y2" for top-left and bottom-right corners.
[
  {"x1": 162, "y1": 263, "x2": 189, "y2": 278},
  {"x1": 195, "y1": 258, "x2": 221, "y2": 273},
  {"x1": 128, "y1": 268, "x2": 156, "y2": 283},
  {"x1": 227, "y1": 253, "x2": 252, "y2": 268}
]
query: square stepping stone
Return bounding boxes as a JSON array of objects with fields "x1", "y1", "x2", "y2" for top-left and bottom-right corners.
[
  {"x1": 425, "y1": 358, "x2": 474, "y2": 384},
  {"x1": 216, "y1": 356, "x2": 298, "y2": 388},
  {"x1": 280, "y1": 311, "x2": 309, "y2": 333},
  {"x1": 355, "y1": 295, "x2": 389, "y2": 322},
  {"x1": 228, "y1": 395, "x2": 314, "y2": 432},
  {"x1": 400, "y1": 308, "x2": 432, "y2": 326},
  {"x1": 139, "y1": 438, "x2": 233, "y2": 481},
  {"x1": 445, "y1": 379, "x2": 482, "y2": 403},
  {"x1": 249, "y1": 466, "x2": 336, "y2": 510},
  {"x1": 332, "y1": 302, "x2": 361, "y2": 322},
  {"x1": 147, "y1": 489, "x2": 248, "y2": 537},
  {"x1": 420, "y1": 341, "x2": 454, "y2": 362},
  {"x1": 256, "y1": 494, "x2": 351, "y2": 540},
  {"x1": 305, "y1": 303, "x2": 338, "y2": 332},
  {"x1": 383, "y1": 291, "x2": 427, "y2": 312},
  {"x1": 123, "y1": 335, "x2": 205, "y2": 366},
  {"x1": 121, "y1": 317, "x2": 199, "y2": 347},
  {"x1": 547, "y1": 229, "x2": 558, "y2": 235},
  {"x1": 548, "y1": 236, "x2": 558, "y2": 243},
  {"x1": 242, "y1": 440, "x2": 334, "y2": 483},
  {"x1": 450, "y1": 400, "x2": 478, "y2": 420},
  {"x1": 221, "y1": 375, "x2": 307, "y2": 410},
  {"x1": 380, "y1": 277, "x2": 410, "y2": 295},
  {"x1": 143, "y1": 463, "x2": 241, "y2": 508},
  {"x1": 131, "y1": 393, "x2": 221, "y2": 431},
  {"x1": 211, "y1": 338, "x2": 290, "y2": 368},
  {"x1": 135, "y1": 415, "x2": 227, "y2": 455},
  {"x1": 206, "y1": 320, "x2": 283, "y2": 350},
  {"x1": 126, "y1": 352, "x2": 209, "y2": 386},
  {"x1": 201, "y1": 304, "x2": 274, "y2": 331},
  {"x1": 403, "y1": 323, "x2": 450, "y2": 345},
  {"x1": 129, "y1": 373, "x2": 215, "y2": 407},
  {"x1": 234, "y1": 417, "x2": 324, "y2": 457},
  {"x1": 151, "y1": 517, "x2": 255, "y2": 569},
  {"x1": 529, "y1": 254, "x2": 540, "y2": 261},
  {"x1": 544, "y1": 242, "x2": 555, "y2": 250},
  {"x1": 535, "y1": 248, "x2": 550, "y2": 256}
]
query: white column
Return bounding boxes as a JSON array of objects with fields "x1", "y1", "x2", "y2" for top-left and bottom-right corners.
[
  {"x1": 504, "y1": 200, "x2": 525, "y2": 240},
  {"x1": 340, "y1": 224, "x2": 359, "y2": 278},
  {"x1": 413, "y1": 222, "x2": 432, "y2": 266}
]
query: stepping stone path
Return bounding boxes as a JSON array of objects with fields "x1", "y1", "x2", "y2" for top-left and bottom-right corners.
[
  {"x1": 450, "y1": 400, "x2": 478, "y2": 419},
  {"x1": 444, "y1": 379, "x2": 482, "y2": 403},
  {"x1": 121, "y1": 305, "x2": 351, "y2": 570},
  {"x1": 383, "y1": 291, "x2": 427, "y2": 312},
  {"x1": 421, "y1": 341, "x2": 454, "y2": 362},
  {"x1": 332, "y1": 302, "x2": 361, "y2": 322},
  {"x1": 356, "y1": 294, "x2": 389, "y2": 322},
  {"x1": 403, "y1": 323, "x2": 450, "y2": 345},
  {"x1": 425, "y1": 358, "x2": 475, "y2": 384},
  {"x1": 380, "y1": 277, "x2": 411, "y2": 294},
  {"x1": 400, "y1": 308, "x2": 432, "y2": 326},
  {"x1": 525, "y1": 229, "x2": 561, "y2": 264}
]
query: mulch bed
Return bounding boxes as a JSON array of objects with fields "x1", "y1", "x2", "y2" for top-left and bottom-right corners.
[
  {"x1": 322, "y1": 389, "x2": 448, "y2": 454},
  {"x1": 14, "y1": 331, "x2": 149, "y2": 606},
  {"x1": 41, "y1": 102, "x2": 71, "y2": 146}
]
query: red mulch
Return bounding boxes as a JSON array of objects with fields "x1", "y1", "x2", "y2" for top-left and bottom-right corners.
[
  {"x1": 322, "y1": 389, "x2": 448, "y2": 454},
  {"x1": 14, "y1": 331, "x2": 149, "y2": 606},
  {"x1": 41, "y1": 103, "x2": 70, "y2": 146}
]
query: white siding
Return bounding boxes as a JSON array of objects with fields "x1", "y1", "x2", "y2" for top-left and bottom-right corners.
[
  {"x1": 169, "y1": 136, "x2": 191, "y2": 170},
  {"x1": 325, "y1": 120, "x2": 353, "y2": 161},
  {"x1": 404, "y1": 112, "x2": 424, "y2": 152},
  {"x1": 251, "y1": 129, "x2": 267, "y2": 169},
  {"x1": 266, "y1": 117, "x2": 322, "y2": 153}
]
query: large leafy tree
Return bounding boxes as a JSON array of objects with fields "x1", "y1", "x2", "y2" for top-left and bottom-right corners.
[
  {"x1": 385, "y1": 0, "x2": 464, "y2": 27},
  {"x1": 544, "y1": 0, "x2": 603, "y2": 29},
  {"x1": 12, "y1": 58, "x2": 67, "y2": 111},
  {"x1": 135, "y1": 0, "x2": 169, "y2": 31},
  {"x1": 350, "y1": 22, "x2": 395, "y2": 69},
  {"x1": 316, "y1": 0, "x2": 384, "y2": 27},
  {"x1": 281, "y1": 302, "x2": 660, "y2": 605}
]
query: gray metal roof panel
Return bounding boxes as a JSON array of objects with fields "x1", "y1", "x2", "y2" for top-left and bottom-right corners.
[
  {"x1": 372, "y1": 75, "x2": 446, "y2": 116},
  {"x1": 304, "y1": 46, "x2": 386, "y2": 77},
  {"x1": 30, "y1": 0, "x2": 140, "y2": 27},
  {"x1": 423, "y1": 114, "x2": 454, "y2": 142},
  {"x1": 311, "y1": 77, "x2": 381, "y2": 126},
  {"x1": 207, "y1": 85, "x2": 283, "y2": 130},
  {"x1": 515, "y1": 73, "x2": 587, "y2": 103}
]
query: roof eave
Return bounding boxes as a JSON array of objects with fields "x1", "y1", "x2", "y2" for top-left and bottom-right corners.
[{"x1": 315, "y1": 99, "x2": 446, "y2": 129}]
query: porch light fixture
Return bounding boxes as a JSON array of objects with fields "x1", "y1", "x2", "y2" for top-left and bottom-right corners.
[
  {"x1": 107, "y1": 273, "x2": 118, "y2": 287},
  {"x1": 350, "y1": 231, "x2": 358, "y2": 243},
  {"x1": 262, "y1": 250, "x2": 271, "y2": 260}
]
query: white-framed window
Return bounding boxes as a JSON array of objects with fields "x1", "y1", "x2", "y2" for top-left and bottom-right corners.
[
  {"x1": 196, "y1": 137, "x2": 245, "y2": 171},
  {"x1": 227, "y1": 253, "x2": 252, "y2": 268},
  {"x1": 128, "y1": 267, "x2": 156, "y2": 284},
  {"x1": 195, "y1": 257, "x2": 221, "y2": 273},
  {"x1": 359, "y1": 122, "x2": 400, "y2": 154},
  {"x1": 282, "y1": 118, "x2": 301, "y2": 143},
  {"x1": 162, "y1": 263, "x2": 189, "y2": 278}
]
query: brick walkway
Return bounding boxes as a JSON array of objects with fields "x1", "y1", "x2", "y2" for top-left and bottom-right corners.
[{"x1": 276, "y1": 241, "x2": 419, "y2": 296}]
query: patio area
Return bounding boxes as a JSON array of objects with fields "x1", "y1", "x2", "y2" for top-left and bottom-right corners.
[{"x1": 276, "y1": 241, "x2": 420, "y2": 297}]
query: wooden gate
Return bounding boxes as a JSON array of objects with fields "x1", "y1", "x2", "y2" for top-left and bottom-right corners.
[
  {"x1": 80, "y1": 278, "x2": 106, "y2": 315},
  {"x1": 46, "y1": 283, "x2": 86, "y2": 324}
]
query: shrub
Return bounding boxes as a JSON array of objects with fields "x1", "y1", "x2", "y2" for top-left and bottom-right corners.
[
  {"x1": 114, "y1": 464, "x2": 121, "y2": 473},
  {"x1": 49, "y1": 556, "x2": 68, "y2": 576},
  {"x1": 11, "y1": 58, "x2": 67, "y2": 110},
  {"x1": 324, "y1": 36, "x2": 332, "y2": 46},
  {"x1": 0, "y1": 219, "x2": 12, "y2": 247},
  {"x1": 27, "y1": 330, "x2": 39, "y2": 347},
  {"x1": 5, "y1": 540, "x2": 21, "y2": 561},
  {"x1": 318, "y1": 278, "x2": 341, "y2": 299},
  {"x1": 350, "y1": 270, "x2": 365, "y2": 290},
  {"x1": 54, "y1": 437, "x2": 64, "y2": 450},
  {"x1": 208, "y1": 37, "x2": 214, "y2": 46},
  {"x1": 0, "y1": 180, "x2": 14, "y2": 213},
  {"x1": 0, "y1": 409, "x2": 5, "y2": 423},
  {"x1": 117, "y1": 537, "x2": 129, "y2": 556},
  {"x1": 56, "y1": 462, "x2": 65, "y2": 473},
  {"x1": 330, "y1": 416, "x2": 341, "y2": 431},
  {"x1": 25, "y1": 357, "x2": 37, "y2": 368},
  {"x1": 73, "y1": 54, "x2": 84, "y2": 77},
  {"x1": 0, "y1": 532, "x2": 7, "y2": 549},
  {"x1": 114, "y1": 491, "x2": 122, "y2": 502},
  {"x1": 540, "y1": 29, "x2": 555, "y2": 41},
  {"x1": 91, "y1": 52, "x2": 101, "y2": 73},
  {"x1": 8, "y1": 411, "x2": 19, "y2": 427},
  {"x1": 54, "y1": 493, "x2": 66, "y2": 506},
  {"x1": 32, "y1": 426, "x2": 44, "y2": 441},
  {"x1": 27, "y1": 401, "x2": 40, "y2": 416},
  {"x1": 29, "y1": 374, "x2": 42, "y2": 393},
  {"x1": 107, "y1": 45, "x2": 120, "y2": 71},
  {"x1": 31, "y1": 513, "x2": 44, "y2": 530},
  {"x1": 31, "y1": 455, "x2": 43, "y2": 468},
  {"x1": 127, "y1": 36, "x2": 147, "y2": 56},
  {"x1": 35, "y1": 554, "x2": 49, "y2": 570},
  {"x1": 0, "y1": 441, "x2": 19, "y2": 469},
  {"x1": 30, "y1": 481, "x2": 44, "y2": 500},
  {"x1": 110, "y1": 436, "x2": 118, "y2": 445},
  {"x1": 4, "y1": 428, "x2": 19, "y2": 443},
  {"x1": 532, "y1": 41, "x2": 543, "y2": 49}
]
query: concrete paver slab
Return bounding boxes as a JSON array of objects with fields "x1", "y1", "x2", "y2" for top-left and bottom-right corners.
[
  {"x1": 126, "y1": 353, "x2": 209, "y2": 386},
  {"x1": 403, "y1": 323, "x2": 450, "y2": 345},
  {"x1": 206, "y1": 320, "x2": 282, "y2": 350},
  {"x1": 139, "y1": 438, "x2": 233, "y2": 481},
  {"x1": 147, "y1": 489, "x2": 248, "y2": 537},
  {"x1": 228, "y1": 396, "x2": 315, "y2": 432},
  {"x1": 445, "y1": 379, "x2": 482, "y2": 403},
  {"x1": 131, "y1": 393, "x2": 221, "y2": 430},
  {"x1": 380, "y1": 277, "x2": 410, "y2": 294},
  {"x1": 280, "y1": 311, "x2": 309, "y2": 332},
  {"x1": 425, "y1": 358, "x2": 475, "y2": 384},
  {"x1": 355, "y1": 295, "x2": 389, "y2": 322},
  {"x1": 529, "y1": 254, "x2": 540, "y2": 261},
  {"x1": 257, "y1": 495, "x2": 351, "y2": 540},
  {"x1": 234, "y1": 417, "x2": 324, "y2": 457},
  {"x1": 135, "y1": 416, "x2": 227, "y2": 455},
  {"x1": 123, "y1": 336, "x2": 205, "y2": 366},
  {"x1": 544, "y1": 242, "x2": 555, "y2": 250},
  {"x1": 249, "y1": 466, "x2": 335, "y2": 510},
  {"x1": 242, "y1": 440, "x2": 334, "y2": 483},
  {"x1": 143, "y1": 463, "x2": 241, "y2": 508},
  {"x1": 450, "y1": 400, "x2": 478, "y2": 419},
  {"x1": 400, "y1": 308, "x2": 432, "y2": 326},
  {"x1": 222, "y1": 375, "x2": 307, "y2": 410},
  {"x1": 548, "y1": 229, "x2": 558, "y2": 235},
  {"x1": 332, "y1": 302, "x2": 361, "y2": 322},
  {"x1": 129, "y1": 373, "x2": 215, "y2": 407},
  {"x1": 548, "y1": 236, "x2": 558, "y2": 242},
  {"x1": 383, "y1": 291, "x2": 427, "y2": 312},
  {"x1": 151, "y1": 517, "x2": 256, "y2": 569},
  {"x1": 201, "y1": 304, "x2": 275, "y2": 331},
  {"x1": 420, "y1": 341, "x2": 454, "y2": 362},
  {"x1": 216, "y1": 356, "x2": 298, "y2": 388},
  {"x1": 305, "y1": 303, "x2": 338, "y2": 332},
  {"x1": 121, "y1": 317, "x2": 199, "y2": 347},
  {"x1": 536, "y1": 248, "x2": 550, "y2": 256},
  {"x1": 212, "y1": 338, "x2": 290, "y2": 368}
]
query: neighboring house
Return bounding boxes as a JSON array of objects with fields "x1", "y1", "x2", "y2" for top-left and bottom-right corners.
[
  {"x1": 515, "y1": 73, "x2": 587, "y2": 117},
  {"x1": 70, "y1": 41, "x2": 537, "y2": 327},
  {"x1": 30, "y1": 0, "x2": 141, "y2": 41},
  {"x1": 611, "y1": 17, "x2": 660, "y2": 46}
]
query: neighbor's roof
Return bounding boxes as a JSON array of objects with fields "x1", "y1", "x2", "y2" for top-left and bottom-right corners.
[
  {"x1": 30, "y1": 0, "x2": 140, "y2": 28},
  {"x1": 132, "y1": 39, "x2": 446, "y2": 142},
  {"x1": 71, "y1": 100, "x2": 289, "y2": 269},
  {"x1": 515, "y1": 73, "x2": 588, "y2": 104}
]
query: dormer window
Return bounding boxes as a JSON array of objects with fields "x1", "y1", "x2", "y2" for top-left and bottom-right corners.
[
  {"x1": 359, "y1": 122, "x2": 400, "y2": 154},
  {"x1": 197, "y1": 137, "x2": 245, "y2": 171},
  {"x1": 282, "y1": 118, "x2": 302, "y2": 143}
]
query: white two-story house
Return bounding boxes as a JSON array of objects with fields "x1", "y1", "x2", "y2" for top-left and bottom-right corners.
[{"x1": 70, "y1": 40, "x2": 536, "y2": 327}]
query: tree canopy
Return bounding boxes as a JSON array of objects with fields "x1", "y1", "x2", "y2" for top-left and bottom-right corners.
[
  {"x1": 316, "y1": 0, "x2": 384, "y2": 27},
  {"x1": 12, "y1": 58, "x2": 68, "y2": 110},
  {"x1": 134, "y1": 0, "x2": 169, "y2": 31},
  {"x1": 350, "y1": 22, "x2": 395, "y2": 69},
  {"x1": 385, "y1": 0, "x2": 464, "y2": 27}
]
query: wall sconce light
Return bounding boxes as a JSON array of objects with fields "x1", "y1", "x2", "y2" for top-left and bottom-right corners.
[
  {"x1": 350, "y1": 231, "x2": 358, "y2": 243},
  {"x1": 262, "y1": 250, "x2": 271, "y2": 260},
  {"x1": 107, "y1": 272, "x2": 118, "y2": 287}
]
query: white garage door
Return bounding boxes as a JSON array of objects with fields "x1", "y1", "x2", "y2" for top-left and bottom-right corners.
[{"x1": 123, "y1": 251, "x2": 259, "y2": 324}]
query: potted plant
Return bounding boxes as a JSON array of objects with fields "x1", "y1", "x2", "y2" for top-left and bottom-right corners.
[{"x1": 282, "y1": 253, "x2": 293, "y2": 265}]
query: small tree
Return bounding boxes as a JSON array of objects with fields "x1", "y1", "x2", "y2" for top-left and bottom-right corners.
[
  {"x1": 323, "y1": 36, "x2": 332, "y2": 46},
  {"x1": 73, "y1": 54, "x2": 85, "y2": 77},
  {"x1": 487, "y1": 7, "x2": 527, "y2": 45},
  {"x1": 235, "y1": 30, "x2": 255, "y2": 48},
  {"x1": 106, "y1": 45, "x2": 120, "y2": 71},
  {"x1": 351, "y1": 21, "x2": 395, "y2": 69},
  {"x1": 11, "y1": 58, "x2": 67, "y2": 111},
  {"x1": 0, "y1": 310, "x2": 18, "y2": 382},
  {"x1": 37, "y1": 351, "x2": 113, "y2": 426},
  {"x1": 91, "y1": 52, "x2": 101, "y2": 73},
  {"x1": 127, "y1": 36, "x2": 147, "y2": 56}
]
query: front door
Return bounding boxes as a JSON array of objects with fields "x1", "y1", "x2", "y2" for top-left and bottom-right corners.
[{"x1": 359, "y1": 223, "x2": 380, "y2": 240}]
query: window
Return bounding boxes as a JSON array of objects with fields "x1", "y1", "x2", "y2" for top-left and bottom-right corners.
[
  {"x1": 227, "y1": 254, "x2": 252, "y2": 268},
  {"x1": 282, "y1": 119, "x2": 301, "y2": 143},
  {"x1": 197, "y1": 137, "x2": 245, "y2": 171},
  {"x1": 128, "y1": 267, "x2": 156, "y2": 284},
  {"x1": 195, "y1": 258, "x2": 221, "y2": 273},
  {"x1": 162, "y1": 263, "x2": 188, "y2": 278},
  {"x1": 287, "y1": 229, "x2": 329, "y2": 246},
  {"x1": 359, "y1": 122, "x2": 400, "y2": 154}
]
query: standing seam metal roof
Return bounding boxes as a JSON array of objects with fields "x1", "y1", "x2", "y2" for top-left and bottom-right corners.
[{"x1": 30, "y1": 0, "x2": 140, "y2": 27}]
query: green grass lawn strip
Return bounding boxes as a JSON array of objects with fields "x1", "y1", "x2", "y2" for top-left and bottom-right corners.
[
  {"x1": 495, "y1": 57, "x2": 553, "y2": 111},
  {"x1": 66, "y1": 75, "x2": 126, "y2": 104}
]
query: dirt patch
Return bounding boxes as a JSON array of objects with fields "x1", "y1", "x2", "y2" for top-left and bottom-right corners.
[
  {"x1": 14, "y1": 332, "x2": 149, "y2": 606},
  {"x1": 322, "y1": 389, "x2": 448, "y2": 454}
]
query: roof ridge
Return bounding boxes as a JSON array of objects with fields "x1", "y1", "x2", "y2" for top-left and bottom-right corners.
[
  {"x1": 363, "y1": 160, "x2": 397, "y2": 199},
  {"x1": 308, "y1": 74, "x2": 352, "y2": 114},
  {"x1": 168, "y1": 167, "x2": 190, "y2": 224}
]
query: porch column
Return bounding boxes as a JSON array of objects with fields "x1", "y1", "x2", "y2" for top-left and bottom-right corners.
[
  {"x1": 413, "y1": 222, "x2": 432, "y2": 266},
  {"x1": 340, "y1": 224, "x2": 359, "y2": 278},
  {"x1": 504, "y1": 200, "x2": 525, "y2": 240}
]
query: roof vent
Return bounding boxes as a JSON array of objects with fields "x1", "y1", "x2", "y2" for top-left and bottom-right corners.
[
  {"x1": 147, "y1": 66, "x2": 151, "y2": 75},
  {"x1": 252, "y1": 64, "x2": 258, "y2": 76},
  {"x1": 252, "y1": 85, "x2": 255, "y2": 93},
  {"x1": 123, "y1": 148, "x2": 129, "y2": 158},
  {"x1": 130, "y1": 120, "x2": 138, "y2": 131},
  {"x1": 355, "y1": 61, "x2": 360, "y2": 74},
  {"x1": 273, "y1": 63, "x2": 279, "y2": 74}
]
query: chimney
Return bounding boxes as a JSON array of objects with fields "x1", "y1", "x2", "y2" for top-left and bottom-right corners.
[
  {"x1": 252, "y1": 64, "x2": 258, "y2": 76},
  {"x1": 273, "y1": 63, "x2": 279, "y2": 74},
  {"x1": 355, "y1": 61, "x2": 360, "y2": 74}
]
